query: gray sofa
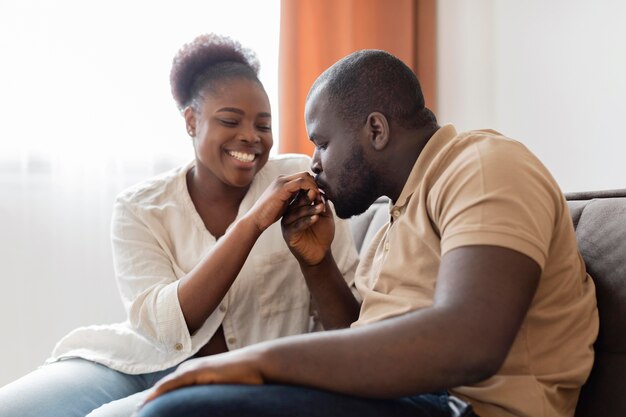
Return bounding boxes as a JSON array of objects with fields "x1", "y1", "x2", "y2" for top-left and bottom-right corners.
[{"x1": 348, "y1": 190, "x2": 626, "y2": 417}]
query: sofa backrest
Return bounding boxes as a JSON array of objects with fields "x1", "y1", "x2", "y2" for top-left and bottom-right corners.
[
  {"x1": 566, "y1": 190, "x2": 626, "y2": 417},
  {"x1": 348, "y1": 190, "x2": 626, "y2": 417},
  {"x1": 348, "y1": 198, "x2": 389, "y2": 258}
]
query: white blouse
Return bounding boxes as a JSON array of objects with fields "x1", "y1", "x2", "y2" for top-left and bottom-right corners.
[{"x1": 47, "y1": 154, "x2": 359, "y2": 374}]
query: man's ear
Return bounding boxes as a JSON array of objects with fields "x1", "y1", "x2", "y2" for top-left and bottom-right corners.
[
  {"x1": 183, "y1": 106, "x2": 197, "y2": 137},
  {"x1": 365, "y1": 112, "x2": 389, "y2": 151}
]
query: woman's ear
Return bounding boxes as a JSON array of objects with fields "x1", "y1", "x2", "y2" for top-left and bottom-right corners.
[
  {"x1": 183, "y1": 106, "x2": 197, "y2": 138},
  {"x1": 366, "y1": 112, "x2": 390, "y2": 151}
]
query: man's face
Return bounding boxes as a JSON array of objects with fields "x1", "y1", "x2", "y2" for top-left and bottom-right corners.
[{"x1": 304, "y1": 87, "x2": 380, "y2": 219}]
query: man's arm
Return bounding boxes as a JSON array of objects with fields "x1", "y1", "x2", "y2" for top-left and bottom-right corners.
[
  {"x1": 144, "y1": 244, "x2": 540, "y2": 401},
  {"x1": 296, "y1": 251, "x2": 360, "y2": 329},
  {"x1": 281, "y1": 196, "x2": 360, "y2": 329}
]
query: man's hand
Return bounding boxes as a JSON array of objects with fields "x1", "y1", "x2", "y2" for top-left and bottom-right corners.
[
  {"x1": 281, "y1": 191, "x2": 335, "y2": 266},
  {"x1": 142, "y1": 347, "x2": 266, "y2": 405}
]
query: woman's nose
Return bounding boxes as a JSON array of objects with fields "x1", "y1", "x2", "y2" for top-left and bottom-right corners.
[{"x1": 238, "y1": 125, "x2": 261, "y2": 143}]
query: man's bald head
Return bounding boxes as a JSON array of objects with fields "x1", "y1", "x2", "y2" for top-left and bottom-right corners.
[{"x1": 308, "y1": 49, "x2": 436, "y2": 131}]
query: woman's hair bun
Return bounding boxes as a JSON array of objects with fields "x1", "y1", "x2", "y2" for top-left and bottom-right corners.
[{"x1": 170, "y1": 33, "x2": 260, "y2": 109}]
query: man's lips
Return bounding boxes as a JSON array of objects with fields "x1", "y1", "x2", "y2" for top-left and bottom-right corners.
[{"x1": 314, "y1": 178, "x2": 332, "y2": 201}]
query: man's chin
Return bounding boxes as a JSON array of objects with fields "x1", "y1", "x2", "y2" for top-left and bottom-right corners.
[{"x1": 332, "y1": 198, "x2": 372, "y2": 219}]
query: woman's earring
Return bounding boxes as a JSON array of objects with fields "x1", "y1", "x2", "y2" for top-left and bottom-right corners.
[{"x1": 188, "y1": 130, "x2": 195, "y2": 137}]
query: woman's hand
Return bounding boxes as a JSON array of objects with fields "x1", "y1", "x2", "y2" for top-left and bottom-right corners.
[
  {"x1": 142, "y1": 348, "x2": 266, "y2": 405},
  {"x1": 281, "y1": 191, "x2": 335, "y2": 266},
  {"x1": 246, "y1": 172, "x2": 321, "y2": 233}
]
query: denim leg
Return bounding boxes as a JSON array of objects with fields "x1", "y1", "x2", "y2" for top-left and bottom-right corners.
[
  {"x1": 0, "y1": 358, "x2": 149, "y2": 417},
  {"x1": 87, "y1": 366, "x2": 177, "y2": 417},
  {"x1": 136, "y1": 384, "x2": 464, "y2": 417},
  {"x1": 86, "y1": 389, "x2": 153, "y2": 417}
]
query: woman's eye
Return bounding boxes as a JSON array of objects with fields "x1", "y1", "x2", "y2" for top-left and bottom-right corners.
[
  {"x1": 317, "y1": 143, "x2": 327, "y2": 150},
  {"x1": 257, "y1": 125, "x2": 272, "y2": 132},
  {"x1": 220, "y1": 119, "x2": 238, "y2": 126}
]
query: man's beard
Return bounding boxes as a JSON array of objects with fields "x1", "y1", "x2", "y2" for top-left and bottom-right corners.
[{"x1": 331, "y1": 147, "x2": 382, "y2": 219}]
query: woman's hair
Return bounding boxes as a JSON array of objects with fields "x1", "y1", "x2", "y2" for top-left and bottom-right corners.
[{"x1": 170, "y1": 33, "x2": 261, "y2": 111}]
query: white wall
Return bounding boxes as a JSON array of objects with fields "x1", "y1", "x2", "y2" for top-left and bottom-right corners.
[
  {"x1": 437, "y1": 0, "x2": 626, "y2": 193},
  {"x1": 0, "y1": 168, "x2": 145, "y2": 384}
]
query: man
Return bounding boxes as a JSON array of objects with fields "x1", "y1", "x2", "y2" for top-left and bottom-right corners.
[{"x1": 136, "y1": 50, "x2": 598, "y2": 417}]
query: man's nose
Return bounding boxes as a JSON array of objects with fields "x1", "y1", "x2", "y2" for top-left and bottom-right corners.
[{"x1": 311, "y1": 150, "x2": 322, "y2": 174}]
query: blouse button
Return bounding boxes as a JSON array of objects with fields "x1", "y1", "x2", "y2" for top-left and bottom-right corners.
[
  {"x1": 227, "y1": 337, "x2": 237, "y2": 345},
  {"x1": 219, "y1": 304, "x2": 227, "y2": 312},
  {"x1": 174, "y1": 343, "x2": 183, "y2": 351}
]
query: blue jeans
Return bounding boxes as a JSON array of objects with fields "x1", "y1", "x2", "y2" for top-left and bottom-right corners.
[
  {"x1": 136, "y1": 384, "x2": 477, "y2": 417},
  {"x1": 0, "y1": 358, "x2": 177, "y2": 417}
]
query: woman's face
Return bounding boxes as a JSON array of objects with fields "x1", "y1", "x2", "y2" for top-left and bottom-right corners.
[{"x1": 186, "y1": 77, "x2": 273, "y2": 188}]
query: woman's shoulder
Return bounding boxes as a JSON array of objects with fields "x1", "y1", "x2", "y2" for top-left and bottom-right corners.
[
  {"x1": 262, "y1": 153, "x2": 312, "y2": 177},
  {"x1": 114, "y1": 161, "x2": 191, "y2": 208}
]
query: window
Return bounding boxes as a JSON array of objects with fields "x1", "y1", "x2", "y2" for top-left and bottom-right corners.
[
  {"x1": 0, "y1": 0, "x2": 281, "y2": 175},
  {"x1": 0, "y1": 0, "x2": 280, "y2": 388}
]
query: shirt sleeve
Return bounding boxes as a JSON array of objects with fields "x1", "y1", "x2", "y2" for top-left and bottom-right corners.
[
  {"x1": 430, "y1": 138, "x2": 563, "y2": 270},
  {"x1": 110, "y1": 196, "x2": 192, "y2": 353}
]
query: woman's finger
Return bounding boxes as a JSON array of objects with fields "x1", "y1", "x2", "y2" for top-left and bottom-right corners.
[
  {"x1": 282, "y1": 177, "x2": 320, "y2": 205},
  {"x1": 284, "y1": 175, "x2": 318, "y2": 193},
  {"x1": 282, "y1": 203, "x2": 325, "y2": 226}
]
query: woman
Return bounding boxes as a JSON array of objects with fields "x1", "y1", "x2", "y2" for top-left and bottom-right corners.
[{"x1": 0, "y1": 34, "x2": 358, "y2": 417}]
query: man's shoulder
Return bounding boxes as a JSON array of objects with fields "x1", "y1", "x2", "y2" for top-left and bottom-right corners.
[
  {"x1": 456, "y1": 128, "x2": 524, "y2": 149},
  {"x1": 443, "y1": 129, "x2": 537, "y2": 170}
]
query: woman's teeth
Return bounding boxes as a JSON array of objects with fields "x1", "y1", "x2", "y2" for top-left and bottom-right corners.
[{"x1": 228, "y1": 151, "x2": 255, "y2": 162}]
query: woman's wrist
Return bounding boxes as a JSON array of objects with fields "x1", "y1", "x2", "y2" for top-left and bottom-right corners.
[{"x1": 235, "y1": 213, "x2": 265, "y2": 240}]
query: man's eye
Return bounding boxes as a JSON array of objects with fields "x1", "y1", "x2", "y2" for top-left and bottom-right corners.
[
  {"x1": 257, "y1": 125, "x2": 272, "y2": 131},
  {"x1": 317, "y1": 143, "x2": 327, "y2": 150}
]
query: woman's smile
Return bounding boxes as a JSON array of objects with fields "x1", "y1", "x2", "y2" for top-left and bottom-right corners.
[{"x1": 227, "y1": 150, "x2": 257, "y2": 164}]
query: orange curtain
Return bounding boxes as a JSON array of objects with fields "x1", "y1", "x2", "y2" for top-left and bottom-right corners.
[{"x1": 278, "y1": 0, "x2": 437, "y2": 155}]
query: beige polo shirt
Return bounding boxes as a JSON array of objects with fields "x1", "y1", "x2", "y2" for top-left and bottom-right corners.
[{"x1": 352, "y1": 125, "x2": 598, "y2": 417}]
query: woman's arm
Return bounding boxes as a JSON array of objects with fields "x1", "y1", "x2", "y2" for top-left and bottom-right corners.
[
  {"x1": 175, "y1": 172, "x2": 325, "y2": 334},
  {"x1": 176, "y1": 213, "x2": 262, "y2": 334},
  {"x1": 113, "y1": 172, "x2": 322, "y2": 347}
]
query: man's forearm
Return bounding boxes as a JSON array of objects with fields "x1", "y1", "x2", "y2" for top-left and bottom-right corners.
[
  {"x1": 257, "y1": 305, "x2": 499, "y2": 398},
  {"x1": 299, "y1": 252, "x2": 360, "y2": 329}
]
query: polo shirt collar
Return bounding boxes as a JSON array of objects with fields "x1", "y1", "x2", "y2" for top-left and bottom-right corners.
[{"x1": 393, "y1": 124, "x2": 458, "y2": 209}]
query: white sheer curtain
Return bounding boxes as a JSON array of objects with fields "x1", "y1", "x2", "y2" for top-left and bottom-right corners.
[{"x1": 0, "y1": 0, "x2": 280, "y2": 387}]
